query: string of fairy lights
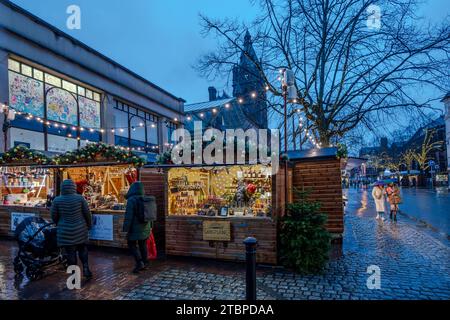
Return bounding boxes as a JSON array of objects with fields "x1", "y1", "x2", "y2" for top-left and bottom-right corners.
[
  {"x1": 183, "y1": 86, "x2": 322, "y2": 149},
  {"x1": 0, "y1": 102, "x2": 179, "y2": 152},
  {"x1": 296, "y1": 109, "x2": 322, "y2": 149},
  {"x1": 2, "y1": 74, "x2": 323, "y2": 151}
]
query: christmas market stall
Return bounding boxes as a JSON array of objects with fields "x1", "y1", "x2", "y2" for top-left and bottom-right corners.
[
  {"x1": 0, "y1": 145, "x2": 55, "y2": 237},
  {"x1": 145, "y1": 162, "x2": 291, "y2": 265},
  {"x1": 0, "y1": 143, "x2": 146, "y2": 249},
  {"x1": 52, "y1": 143, "x2": 145, "y2": 248}
]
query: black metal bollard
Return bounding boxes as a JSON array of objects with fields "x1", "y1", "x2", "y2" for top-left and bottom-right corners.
[{"x1": 243, "y1": 237, "x2": 257, "y2": 301}]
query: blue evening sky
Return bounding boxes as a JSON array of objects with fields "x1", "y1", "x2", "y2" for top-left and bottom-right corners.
[{"x1": 10, "y1": 0, "x2": 449, "y2": 107}]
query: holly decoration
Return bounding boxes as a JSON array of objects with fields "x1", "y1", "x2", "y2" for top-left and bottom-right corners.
[
  {"x1": 0, "y1": 145, "x2": 51, "y2": 165},
  {"x1": 52, "y1": 142, "x2": 146, "y2": 167}
]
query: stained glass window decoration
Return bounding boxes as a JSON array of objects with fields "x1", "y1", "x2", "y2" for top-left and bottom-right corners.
[
  {"x1": 21, "y1": 64, "x2": 33, "y2": 77},
  {"x1": 77, "y1": 86, "x2": 85, "y2": 96},
  {"x1": 33, "y1": 69, "x2": 44, "y2": 81},
  {"x1": 8, "y1": 71, "x2": 45, "y2": 117},
  {"x1": 46, "y1": 85, "x2": 78, "y2": 125},
  {"x1": 93, "y1": 92, "x2": 101, "y2": 102},
  {"x1": 85, "y1": 89, "x2": 93, "y2": 99},
  {"x1": 79, "y1": 96, "x2": 101, "y2": 128},
  {"x1": 45, "y1": 73, "x2": 61, "y2": 87},
  {"x1": 62, "y1": 80, "x2": 77, "y2": 93},
  {"x1": 8, "y1": 59, "x2": 20, "y2": 72}
]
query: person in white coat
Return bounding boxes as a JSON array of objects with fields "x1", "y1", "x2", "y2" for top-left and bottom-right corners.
[{"x1": 372, "y1": 184, "x2": 386, "y2": 220}]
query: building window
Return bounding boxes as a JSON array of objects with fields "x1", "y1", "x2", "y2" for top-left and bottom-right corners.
[
  {"x1": 9, "y1": 127, "x2": 45, "y2": 150},
  {"x1": 46, "y1": 86, "x2": 78, "y2": 125},
  {"x1": 113, "y1": 100, "x2": 159, "y2": 152},
  {"x1": 7, "y1": 57, "x2": 102, "y2": 151},
  {"x1": 167, "y1": 121, "x2": 178, "y2": 144}
]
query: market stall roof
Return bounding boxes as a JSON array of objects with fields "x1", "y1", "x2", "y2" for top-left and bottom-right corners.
[
  {"x1": 287, "y1": 147, "x2": 337, "y2": 161},
  {"x1": 143, "y1": 162, "x2": 270, "y2": 169},
  {"x1": 0, "y1": 161, "x2": 137, "y2": 168}
]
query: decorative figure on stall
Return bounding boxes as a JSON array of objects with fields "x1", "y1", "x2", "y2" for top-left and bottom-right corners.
[{"x1": 235, "y1": 179, "x2": 248, "y2": 207}]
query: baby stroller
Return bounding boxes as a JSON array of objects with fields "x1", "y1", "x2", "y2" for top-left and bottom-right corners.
[{"x1": 13, "y1": 216, "x2": 65, "y2": 280}]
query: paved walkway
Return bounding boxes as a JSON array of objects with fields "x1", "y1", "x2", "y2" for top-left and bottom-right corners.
[{"x1": 0, "y1": 188, "x2": 449, "y2": 300}]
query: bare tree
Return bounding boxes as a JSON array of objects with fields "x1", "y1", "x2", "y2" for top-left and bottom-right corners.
[
  {"x1": 413, "y1": 129, "x2": 443, "y2": 171},
  {"x1": 197, "y1": 0, "x2": 450, "y2": 146}
]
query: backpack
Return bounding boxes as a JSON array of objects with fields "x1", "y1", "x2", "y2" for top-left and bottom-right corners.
[{"x1": 135, "y1": 196, "x2": 157, "y2": 223}]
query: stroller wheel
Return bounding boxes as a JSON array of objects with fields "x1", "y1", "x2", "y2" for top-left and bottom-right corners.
[
  {"x1": 13, "y1": 257, "x2": 24, "y2": 274},
  {"x1": 26, "y1": 265, "x2": 42, "y2": 281}
]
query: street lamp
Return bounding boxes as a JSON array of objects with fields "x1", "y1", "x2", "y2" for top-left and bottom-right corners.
[{"x1": 280, "y1": 69, "x2": 298, "y2": 208}]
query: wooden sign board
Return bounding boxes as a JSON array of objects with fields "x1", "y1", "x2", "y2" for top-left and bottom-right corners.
[{"x1": 203, "y1": 220, "x2": 231, "y2": 241}]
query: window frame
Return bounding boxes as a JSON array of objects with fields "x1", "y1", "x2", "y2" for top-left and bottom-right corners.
[
  {"x1": 113, "y1": 100, "x2": 160, "y2": 153},
  {"x1": 7, "y1": 58, "x2": 103, "y2": 151}
]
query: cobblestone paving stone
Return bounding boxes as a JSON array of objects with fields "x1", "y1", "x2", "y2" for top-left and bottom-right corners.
[
  {"x1": 1, "y1": 188, "x2": 449, "y2": 300},
  {"x1": 122, "y1": 189, "x2": 450, "y2": 300}
]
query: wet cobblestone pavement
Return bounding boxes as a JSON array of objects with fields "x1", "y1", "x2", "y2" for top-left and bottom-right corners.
[{"x1": 1, "y1": 188, "x2": 449, "y2": 300}]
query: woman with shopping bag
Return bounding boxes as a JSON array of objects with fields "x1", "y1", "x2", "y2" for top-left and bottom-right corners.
[{"x1": 122, "y1": 181, "x2": 157, "y2": 273}]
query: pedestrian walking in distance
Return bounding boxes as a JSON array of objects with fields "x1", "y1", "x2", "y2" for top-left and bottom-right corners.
[
  {"x1": 51, "y1": 179, "x2": 93, "y2": 279},
  {"x1": 123, "y1": 181, "x2": 157, "y2": 273},
  {"x1": 386, "y1": 183, "x2": 401, "y2": 222},
  {"x1": 372, "y1": 182, "x2": 386, "y2": 221}
]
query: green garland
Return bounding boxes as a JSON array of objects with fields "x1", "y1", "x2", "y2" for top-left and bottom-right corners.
[
  {"x1": 0, "y1": 145, "x2": 51, "y2": 165},
  {"x1": 52, "y1": 142, "x2": 146, "y2": 166}
]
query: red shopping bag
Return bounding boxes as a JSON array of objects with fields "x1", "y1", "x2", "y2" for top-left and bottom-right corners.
[{"x1": 146, "y1": 230, "x2": 157, "y2": 260}]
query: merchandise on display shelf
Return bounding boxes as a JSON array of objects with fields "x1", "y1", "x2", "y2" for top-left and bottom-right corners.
[
  {"x1": 62, "y1": 165, "x2": 138, "y2": 211},
  {"x1": 168, "y1": 165, "x2": 273, "y2": 218},
  {"x1": 0, "y1": 166, "x2": 54, "y2": 207}
]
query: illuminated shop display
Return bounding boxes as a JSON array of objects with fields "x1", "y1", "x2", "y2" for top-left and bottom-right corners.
[
  {"x1": 1, "y1": 166, "x2": 55, "y2": 207},
  {"x1": 61, "y1": 165, "x2": 138, "y2": 210},
  {"x1": 168, "y1": 165, "x2": 273, "y2": 218}
]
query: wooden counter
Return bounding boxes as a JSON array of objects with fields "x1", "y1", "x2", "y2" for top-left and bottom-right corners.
[
  {"x1": 165, "y1": 215, "x2": 277, "y2": 264},
  {"x1": 0, "y1": 205, "x2": 129, "y2": 249}
]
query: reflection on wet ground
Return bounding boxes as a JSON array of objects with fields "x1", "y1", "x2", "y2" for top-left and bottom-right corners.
[{"x1": 0, "y1": 188, "x2": 449, "y2": 300}]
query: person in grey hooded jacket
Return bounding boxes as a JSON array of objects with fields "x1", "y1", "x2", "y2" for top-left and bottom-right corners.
[{"x1": 51, "y1": 179, "x2": 93, "y2": 279}]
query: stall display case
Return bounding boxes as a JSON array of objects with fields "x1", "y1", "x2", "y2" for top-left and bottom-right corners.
[
  {"x1": 164, "y1": 164, "x2": 279, "y2": 264},
  {"x1": 1, "y1": 166, "x2": 55, "y2": 207},
  {"x1": 168, "y1": 165, "x2": 273, "y2": 218},
  {"x1": 61, "y1": 165, "x2": 138, "y2": 211},
  {"x1": 0, "y1": 163, "x2": 140, "y2": 249}
]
